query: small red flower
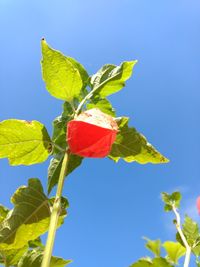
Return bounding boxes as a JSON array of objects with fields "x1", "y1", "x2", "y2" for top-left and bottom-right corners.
[
  {"x1": 197, "y1": 197, "x2": 200, "y2": 215},
  {"x1": 67, "y1": 108, "x2": 118, "y2": 158}
]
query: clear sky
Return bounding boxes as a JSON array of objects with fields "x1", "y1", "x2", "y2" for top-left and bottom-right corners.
[{"x1": 0, "y1": 0, "x2": 200, "y2": 266}]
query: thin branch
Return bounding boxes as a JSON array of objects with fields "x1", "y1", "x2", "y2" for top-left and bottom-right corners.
[
  {"x1": 172, "y1": 204, "x2": 191, "y2": 267},
  {"x1": 41, "y1": 151, "x2": 69, "y2": 267}
]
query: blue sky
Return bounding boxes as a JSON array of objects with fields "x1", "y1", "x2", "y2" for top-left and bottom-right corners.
[{"x1": 0, "y1": 0, "x2": 200, "y2": 266}]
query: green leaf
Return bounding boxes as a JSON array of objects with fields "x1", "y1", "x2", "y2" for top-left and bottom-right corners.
[
  {"x1": 193, "y1": 244, "x2": 200, "y2": 257},
  {"x1": 130, "y1": 257, "x2": 173, "y2": 267},
  {"x1": 67, "y1": 56, "x2": 89, "y2": 89},
  {"x1": 52, "y1": 102, "x2": 74, "y2": 154},
  {"x1": 28, "y1": 237, "x2": 44, "y2": 249},
  {"x1": 161, "y1": 192, "x2": 182, "y2": 212},
  {"x1": 87, "y1": 97, "x2": 116, "y2": 116},
  {"x1": 90, "y1": 61, "x2": 137, "y2": 97},
  {"x1": 48, "y1": 153, "x2": 83, "y2": 194},
  {"x1": 196, "y1": 259, "x2": 200, "y2": 267},
  {"x1": 0, "y1": 119, "x2": 51, "y2": 166},
  {"x1": 0, "y1": 205, "x2": 9, "y2": 224},
  {"x1": 41, "y1": 39, "x2": 85, "y2": 102},
  {"x1": 143, "y1": 237, "x2": 161, "y2": 257},
  {"x1": 151, "y1": 258, "x2": 174, "y2": 267},
  {"x1": 109, "y1": 117, "x2": 169, "y2": 164},
  {"x1": 0, "y1": 179, "x2": 66, "y2": 250},
  {"x1": 130, "y1": 259, "x2": 152, "y2": 267},
  {"x1": 162, "y1": 241, "x2": 186, "y2": 264},
  {"x1": 0, "y1": 245, "x2": 28, "y2": 266},
  {"x1": 177, "y1": 215, "x2": 200, "y2": 249},
  {"x1": 18, "y1": 248, "x2": 72, "y2": 267}
]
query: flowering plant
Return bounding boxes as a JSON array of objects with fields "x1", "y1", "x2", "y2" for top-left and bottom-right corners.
[{"x1": 0, "y1": 40, "x2": 169, "y2": 266}]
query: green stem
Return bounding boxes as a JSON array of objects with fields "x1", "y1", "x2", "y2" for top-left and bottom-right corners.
[
  {"x1": 41, "y1": 152, "x2": 69, "y2": 267},
  {"x1": 75, "y1": 90, "x2": 93, "y2": 117}
]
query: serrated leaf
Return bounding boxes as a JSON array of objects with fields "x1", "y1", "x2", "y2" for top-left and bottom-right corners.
[
  {"x1": 41, "y1": 39, "x2": 84, "y2": 101},
  {"x1": 193, "y1": 244, "x2": 200, "y2": 257},
  {"x1": 48, "y1": 153, "x2": 83, "y2": 194},
  {"x1": 109, "y1": 117, "x2": 169, "y2": 164},
  {"x1": 18, "y1": 248, "x2": 72, "y2": 267},
  {"x1": 180, "y1": 215, "x2": 200, "y2": 248},
  {"x1": 90, "y1": 61, "x2": 137, "y2": 97},
  {"x1": 161, "y1": 192, "x2": 182, "y2": 212},
  {"x1": 0, "y1": 179, "x2": 66, "y2": 250},
  {"x1": 0, "y1": 245, "x2": 28, "y2": 266},
  {"x1": 143, "y1": 237, "x2": 161, "y2": 257},
  {"x1": 87, "y1": 97, "x2": 116, "y2": 116},
  {"x1": 162, "y1": 241, "x2": 186, "y2": 264},
  {"x1": 0, "y1": 119, "x2": 51, "y2": 166}
]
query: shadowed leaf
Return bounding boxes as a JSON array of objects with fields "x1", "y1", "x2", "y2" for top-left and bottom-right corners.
[
  {"x1": 161, "y1": 192, "x2": 182, "y2": 212},
  {"x1": 0, "y1": 245, "x2": 28, "y2": 266},
  {"x1": 0, "y1": 179, "x2": 66, "y2": 250},
  {"x1": 48, "y1": 153, "x2": 83, "y2": 194},
  {"x1": 52, "y1": 102, "x2": 74, "y2": 155},
  {"x1": 109, "y1": 117, "x2": 169, "y2": 164},
  {"x1": 18, "y1": 248, "x2": 72, "y2": 267}
]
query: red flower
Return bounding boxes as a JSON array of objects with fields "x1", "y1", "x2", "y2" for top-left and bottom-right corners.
[
  {"x1": 197, "y1": 197, "x2": 200, "y2": 215},
  {"x1": 67, "y1": 108, "x2": 118, "y2": 158}
]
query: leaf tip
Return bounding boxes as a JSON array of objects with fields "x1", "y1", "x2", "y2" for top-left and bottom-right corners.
[
  {"x1": 41, "y1": 37, "x2": 46, "y2": 42},
  {"x1": 41, "y1": 38, "x2": 48, "y2": 50}
]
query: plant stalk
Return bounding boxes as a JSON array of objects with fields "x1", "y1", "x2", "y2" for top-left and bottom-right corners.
[
  {"x1": 184, "y1": 247, "x2": 191, "y2": 267},
  {"x1": 75, "y1": 90, "x2": 93, "y2": 117},
  {"x1": 172, "y1": 204, "x2": 191, "y2": 267},
  {"x1": 41, "y1": 151, "x2": 69, "y2": 267}
]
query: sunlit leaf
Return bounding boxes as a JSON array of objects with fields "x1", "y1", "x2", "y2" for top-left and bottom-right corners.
[
  {"x1": 90, "y1": 61, "x2": 137, "y2": 97},
  {"x1": 143, "y1": 237, "x2": 161, "y2": 257},
  {"x1": 41, "y1": 39, "x2": 85, "y2": 101},
  {"x1": 162, "y1": 241, "x2": 186, "y2": 264},
  {"x1": 87, "y1": 97, "x2": 116, "y2": 116},
  {"x1": 0, "y1": 179, "x2": 66, "y2": 250},
  {"x1": 0, "y1": 119, "x2": 51, "y2": 166},
  {"x1": 109, "y1": 117, "x2": 169, "y2": 164}
]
